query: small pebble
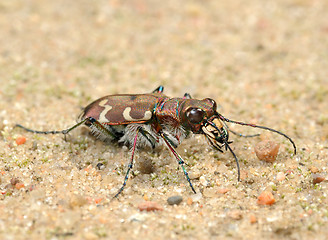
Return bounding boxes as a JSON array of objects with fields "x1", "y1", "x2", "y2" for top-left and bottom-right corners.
[
  {"x1": 167, "y1": 195, "x2": 183, "y2": 205},
  {"x1": 240, "y1": 170, "x2": 248, "y2": 180},
  {"x1": 215, "y1": 178, "x2": 221, "y2": 186},
  {"x1": 254, "y1": 140, "x2": 280, "y2": 162},
  {"x1": 276, "y1": 172, "x2": 285, "y2": 181},
  {"x1": 189, "y1": 169, "x2": 201, "y2": 180},
  {"x1": 309, "y1": 166, "x2": 319, "y2": 173},
  {"x1": 96, "y1": 163, "x2": 105, "y2": 170},
  {"x1": 191, "y1": 192, "x2": 202, "y2": 202},
  {"x1": 199, "y1": 176, "x2": 209, "y2": 187},
  {"x1": 138, "y1": 201, "x2": 163, "y2": 212},
  {"x1": 94, "y1": 198, "x2": 102, "y2": 204},
  {"x1": 143, "y1": 194, "x2": 149, "y2": 201},
  {"x1": 187, "y1": 197, "x2": 193, "y2": 205},
  {"x1": 217, "y1": 188, "x2": 230, "y2": 194},
  {"x1": 257, "y1": 191, "x2": 275, "y2": 205},
  {"x1": 15, "y1": 182, "x2": 25, "y2": 190},
  {"x1": 15, "y1": 136, "x2": 26, "y2": 145},
  {"x1": 312, "y1": 173, "x2": 325, "y2": 184},
  {"x1": 249, "y1": 214, "x2": 257, "y2": 224}
]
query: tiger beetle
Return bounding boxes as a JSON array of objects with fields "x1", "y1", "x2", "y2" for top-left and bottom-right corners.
[{"x1": 16, "y1": 86, "x2": 297, "y2": 198}]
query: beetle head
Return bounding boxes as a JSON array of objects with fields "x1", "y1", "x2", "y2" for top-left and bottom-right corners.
[{"x1": 181, "y1": 98, "x2": 230, "y2": 151}]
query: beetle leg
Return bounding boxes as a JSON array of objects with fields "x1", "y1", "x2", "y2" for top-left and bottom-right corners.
[
  {"x1": 104, "y1": 125, "x2": 124, "y2": 140},
  {"x1": 138, "y1": 127, "x2": 156, "y2": 149},
  {"x1": 162, "y1": 132, "x2": 178, "y2": 148},
  {"x1": 160, "y1": 132, "x2": 196, "y2": 194},
  {"x1": 152, "y1": 85, "x2": 164, "y2": 93},
  {"x1": 84, "y1": 117, "x2": 118, "y2": 140},
  {"x1": 16, "y1": 117, "x2": 120, "y2": 142},
  {"x1": 183, "y1": 93, "x2": 192, "y2": 99},
  {"x1": 114, "y1": 127, "x2": 141, "y2": 198},
  {"x1": 15, "y1": 118, "x2": 88, "y2": 136}
]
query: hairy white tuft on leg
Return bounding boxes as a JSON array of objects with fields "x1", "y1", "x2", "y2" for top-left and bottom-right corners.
[{"x1": 119, "y1": 124, "x2": 160, "y2": 148}]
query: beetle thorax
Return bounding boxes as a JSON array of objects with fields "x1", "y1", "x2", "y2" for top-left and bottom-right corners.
[{"x1": 155, "y1": 98, "x2": 183, "y2": 127}]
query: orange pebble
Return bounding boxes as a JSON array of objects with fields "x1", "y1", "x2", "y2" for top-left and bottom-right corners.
[
  {"x1": 94, "y1": 198, "x2": 102, "y2": 204},
  {"x1": 254, "y1": 140, "x2": 280, "y2": 162},
  {"x1": 249, "y1": 214, "x2": 257, "y2": 224},
  {"x1": 143, "y1": 194, "x2": 149, "y2": 201},
  {"x1": 257, "y1": 191, "x2": 275, "y2": 205},
  {"x1": 16, "y1": 136, "x2": 26, "y2": 145},
  {"x1": 313, "y1": 174, "x2": 325, "y2": 184},
  {"x1": 15, "y1": 182, "x2": 25, "y2": 190},
  {"x1": 187, "y1": 197, "x2": 193, "y2": 205},
  {"x1": 138, "y1": 201, "x2": 163, "y2": 212}
]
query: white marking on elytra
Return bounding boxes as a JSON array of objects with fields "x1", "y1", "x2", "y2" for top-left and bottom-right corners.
[
  {"x1": 123, "y1": 107, "x2": 152, "y2": 121},
  {"x1": 98, "y1": 99, "x2": 112, "y2": 122}
]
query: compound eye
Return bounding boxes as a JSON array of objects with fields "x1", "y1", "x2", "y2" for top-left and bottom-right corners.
[{"x1": 186, "y1": 108, "x2": 205, "y2": 124}]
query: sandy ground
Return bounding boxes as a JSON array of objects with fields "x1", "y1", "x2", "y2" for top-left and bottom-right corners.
[{"x1": 1, "y1": 0, "x2": 328, "y2": 239}]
